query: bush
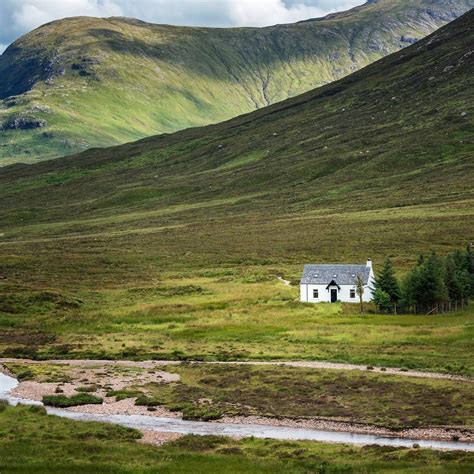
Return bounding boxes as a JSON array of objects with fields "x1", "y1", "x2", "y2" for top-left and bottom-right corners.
[
  {"x1": 182, "y1": 406, "x2": 223, "y2": 421},
  {"x1": 42, "y1": 394, "x2": 103, "y2": 407},
  {"x1": 135, "y1": 395, "x2": 161, "y2": 407},
  {"x1": 169, "y1": 435, "x2": 227, "y2": 451},
  {"x1": 76, "y1": 385, "x2": 98, "y2": 393},
  {"x1": 372, "y1": 288, "x2": 392, "y2": 312},
  {"x1": 107, "y1": 389, "x2": 143, "y2": 401},
  {"x1": 17, "y1": 369, "x2": 34, "y2": 381}
]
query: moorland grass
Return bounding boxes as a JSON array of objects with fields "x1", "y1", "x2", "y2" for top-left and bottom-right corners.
[
  {"x1": 0, "y1": 277, "x2": 472, "y2": 375},
  {"x1": 0, "y1": 404, "x2": 473, "y2": 473},
  {"x1": 4, "y1": 359, "x2": 473, "y2": 429},
  {"x1": 90, "y1": 363, "x2": 474, "y2": 428}
]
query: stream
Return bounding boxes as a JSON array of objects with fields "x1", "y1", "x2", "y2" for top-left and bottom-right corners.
[{"x1": 1, "y1": 372, "x2": 472, "y2": 451}]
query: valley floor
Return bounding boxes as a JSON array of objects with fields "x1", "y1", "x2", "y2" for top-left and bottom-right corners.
[
  {"x1": 2, "y1": 359, "x2": 473, "y2": 442},
  {"x1": 1, "y1": 277, "x2": 472, "y2": 376}
]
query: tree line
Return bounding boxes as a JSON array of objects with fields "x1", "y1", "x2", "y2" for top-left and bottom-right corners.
[{"x1": 372, "y1": 245, "x2": 474, "y2": 314}]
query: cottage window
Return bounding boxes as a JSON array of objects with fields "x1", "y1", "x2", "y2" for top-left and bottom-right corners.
[
  {"x1": 313, "y1": 289, "x2": 319, "y2": 298},
  {"x1": 350, "y1": 289, "x2": 356, "y2": 298}
]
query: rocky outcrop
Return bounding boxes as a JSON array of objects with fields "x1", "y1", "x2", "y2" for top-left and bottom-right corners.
[{"x1": 1, "y1": 116, "x2": 47, "y2": 130}]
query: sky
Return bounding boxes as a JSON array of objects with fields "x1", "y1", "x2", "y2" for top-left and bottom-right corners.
[{"x1": 0, "y1": 0, "x2": 365, "y2": 53}]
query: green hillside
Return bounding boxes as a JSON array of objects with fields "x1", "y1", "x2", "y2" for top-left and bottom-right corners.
[
  {"x1": 0, "y1": 0, "x2": 472, "y2": 165},
  {"x1": 0, "y1": 10, "x2": 472, "y2": 365},
  {"x1": 0, "y1": 7, "x2": 473, "y2": 282}
]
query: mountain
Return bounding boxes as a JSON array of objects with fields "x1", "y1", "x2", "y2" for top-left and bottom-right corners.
[
  {"x1": 0, "y1": 9, "x2": 472, "y2": 288},
  {"x1": 0, "y1": 0, "x2": 473, "y2": 165}
]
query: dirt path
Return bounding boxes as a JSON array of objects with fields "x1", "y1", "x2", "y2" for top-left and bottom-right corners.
[
  {"x1": 208, "y1": 361, "x2": 472, "y2": 382},
  {"x1": 0, "y1": 358, "x2": 470, "y2": 382},
  {"x1": 276, "y1": 275, "x2": 291, "y2": 285}
]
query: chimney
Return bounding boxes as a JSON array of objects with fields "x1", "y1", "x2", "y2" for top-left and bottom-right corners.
[{"x1": 366, "y1": 258, "x2": 372, "y2": 268}]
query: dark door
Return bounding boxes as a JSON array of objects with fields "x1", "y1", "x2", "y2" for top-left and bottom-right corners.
[{"x1": 331, "y1": 289, "x2": 338, "y2": 303}]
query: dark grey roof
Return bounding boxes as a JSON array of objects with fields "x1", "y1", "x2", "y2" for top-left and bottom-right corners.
[{"x1": 301, "y1": 264, "x2": 371, "y2": 285}]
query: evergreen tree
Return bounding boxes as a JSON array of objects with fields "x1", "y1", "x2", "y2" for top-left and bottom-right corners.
[
  {"x1": 401, "y1": 265, "x2": 423, "y2": 311},
  {"x1": 417, "y1": 252, "x2": 449, "y2": 309},
  {"x1": 402, "y1": 252, "x2": 448, "y2": 312},
  {"x1": 373, "y1": 288, "x2": 391, "y2": 312},
  {"x1": 373, "y1": 257, "x2": 400, "y2": 307},
  {"x1": 445, "y1": 253, "x2": 470, "y2": 302},
  {"x1": 466, "y1": 244, "x2": 474, "y2": 297}
]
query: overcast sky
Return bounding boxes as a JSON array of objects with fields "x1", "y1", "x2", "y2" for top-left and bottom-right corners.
[{"x1": 0, "y1": 0, "x2": 365, "y2": 53}]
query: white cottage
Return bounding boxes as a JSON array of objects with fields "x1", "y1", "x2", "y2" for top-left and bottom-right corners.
[{"x1": 300, "y1": 259, "x2": 375, "y2": 303}]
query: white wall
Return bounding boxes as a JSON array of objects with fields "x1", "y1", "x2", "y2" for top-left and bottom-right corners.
[
  {"x1": 300, "y1": 281, "x2": 374, "y2": 303},
  {"x1": 300, "y1": 261, "x2": 376, "y2": 304}
]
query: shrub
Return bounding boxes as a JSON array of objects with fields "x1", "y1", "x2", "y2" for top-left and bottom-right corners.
[
  {"x1": 135, "y1": 395, "x2": 161, "y2": 407},
  {"x1": 107, "y1": 389, "x2": 143, "y2": 401},
  {"x1": 169, "y1": 435, "x2": 227, "y2": 451},
  {"x1": 76, "y1": 385, "x2": 97, "y2": 393},
  {"x1": 182, "y1": 406, "x2": 222, "y2": 421},
  {"x1": 17, "y1": 369, "x2": 34, "y2": 381},
  {"x1": 42, "y1": 394, "x2": 103, "y2": 407}
]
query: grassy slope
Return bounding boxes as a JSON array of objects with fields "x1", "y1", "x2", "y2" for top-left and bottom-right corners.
[
  {"x1": 0, "y1": 12, "x2": 473, "y2": 368},
  {"x1": 0, "y1": 0, "x2": 473, "y2": 164},
  {"x1": 1, "y1": 404, "x2": 473, "y2": 473}
]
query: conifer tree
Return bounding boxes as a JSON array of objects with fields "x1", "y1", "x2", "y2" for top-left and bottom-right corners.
[
  {"x1": 417, "y1": 252, "x2": 448, "y2": 309},
  {"x1": 373, "y1": 257, "x2": 400, "y2": 309},
  {"x1": 402, "y1": 252, "x2": 448, "y2": 312},
  {"x1": 445, "y1": 253, "x2": 470, "y2": 302},
  {"x1": 401, "y1": 265, "x2": 423, "y2": 312},
  {"x1": 466, "y1": 244, "x2": 474, "y2": 297}
]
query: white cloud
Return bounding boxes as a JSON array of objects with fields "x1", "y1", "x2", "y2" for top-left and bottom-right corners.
[
  {"x1": 0, "y1": 0, "x2": 365, "y2": 50},
  {"x1": 11, "y1": 0, "x2": 123, "y2": 32},
  {"x1": 228, "y1": 0, "x2": 329, "y2": 26}
]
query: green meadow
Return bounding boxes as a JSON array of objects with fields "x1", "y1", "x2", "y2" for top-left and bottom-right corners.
[
  {"x1": 1, "y1": 274, "x2": 472, "y2": 375},
  {"x1": 0, "y1": 403, "x2": 473, "y2": 473}
]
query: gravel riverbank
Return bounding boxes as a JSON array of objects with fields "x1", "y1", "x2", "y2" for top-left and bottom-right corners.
[{"x1": 1, "y1": 359, "x2": 472, "y2": 446}]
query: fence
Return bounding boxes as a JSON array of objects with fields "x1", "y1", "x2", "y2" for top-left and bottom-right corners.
[{"x1": 381, "y1": 299, "x2": 470, "y2": 315}]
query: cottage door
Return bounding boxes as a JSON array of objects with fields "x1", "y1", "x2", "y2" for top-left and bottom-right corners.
[{"x1": 330, "y1": 289, "x2": 338, "y2": 303}]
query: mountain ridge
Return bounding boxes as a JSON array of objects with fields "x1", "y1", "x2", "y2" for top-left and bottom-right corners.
[
  {"x1": 0, "y1": 0, "x2": 472, "y2": 165},
  {"x1": 0, "y1": 8, "x2": 472, "y2": 284}
]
